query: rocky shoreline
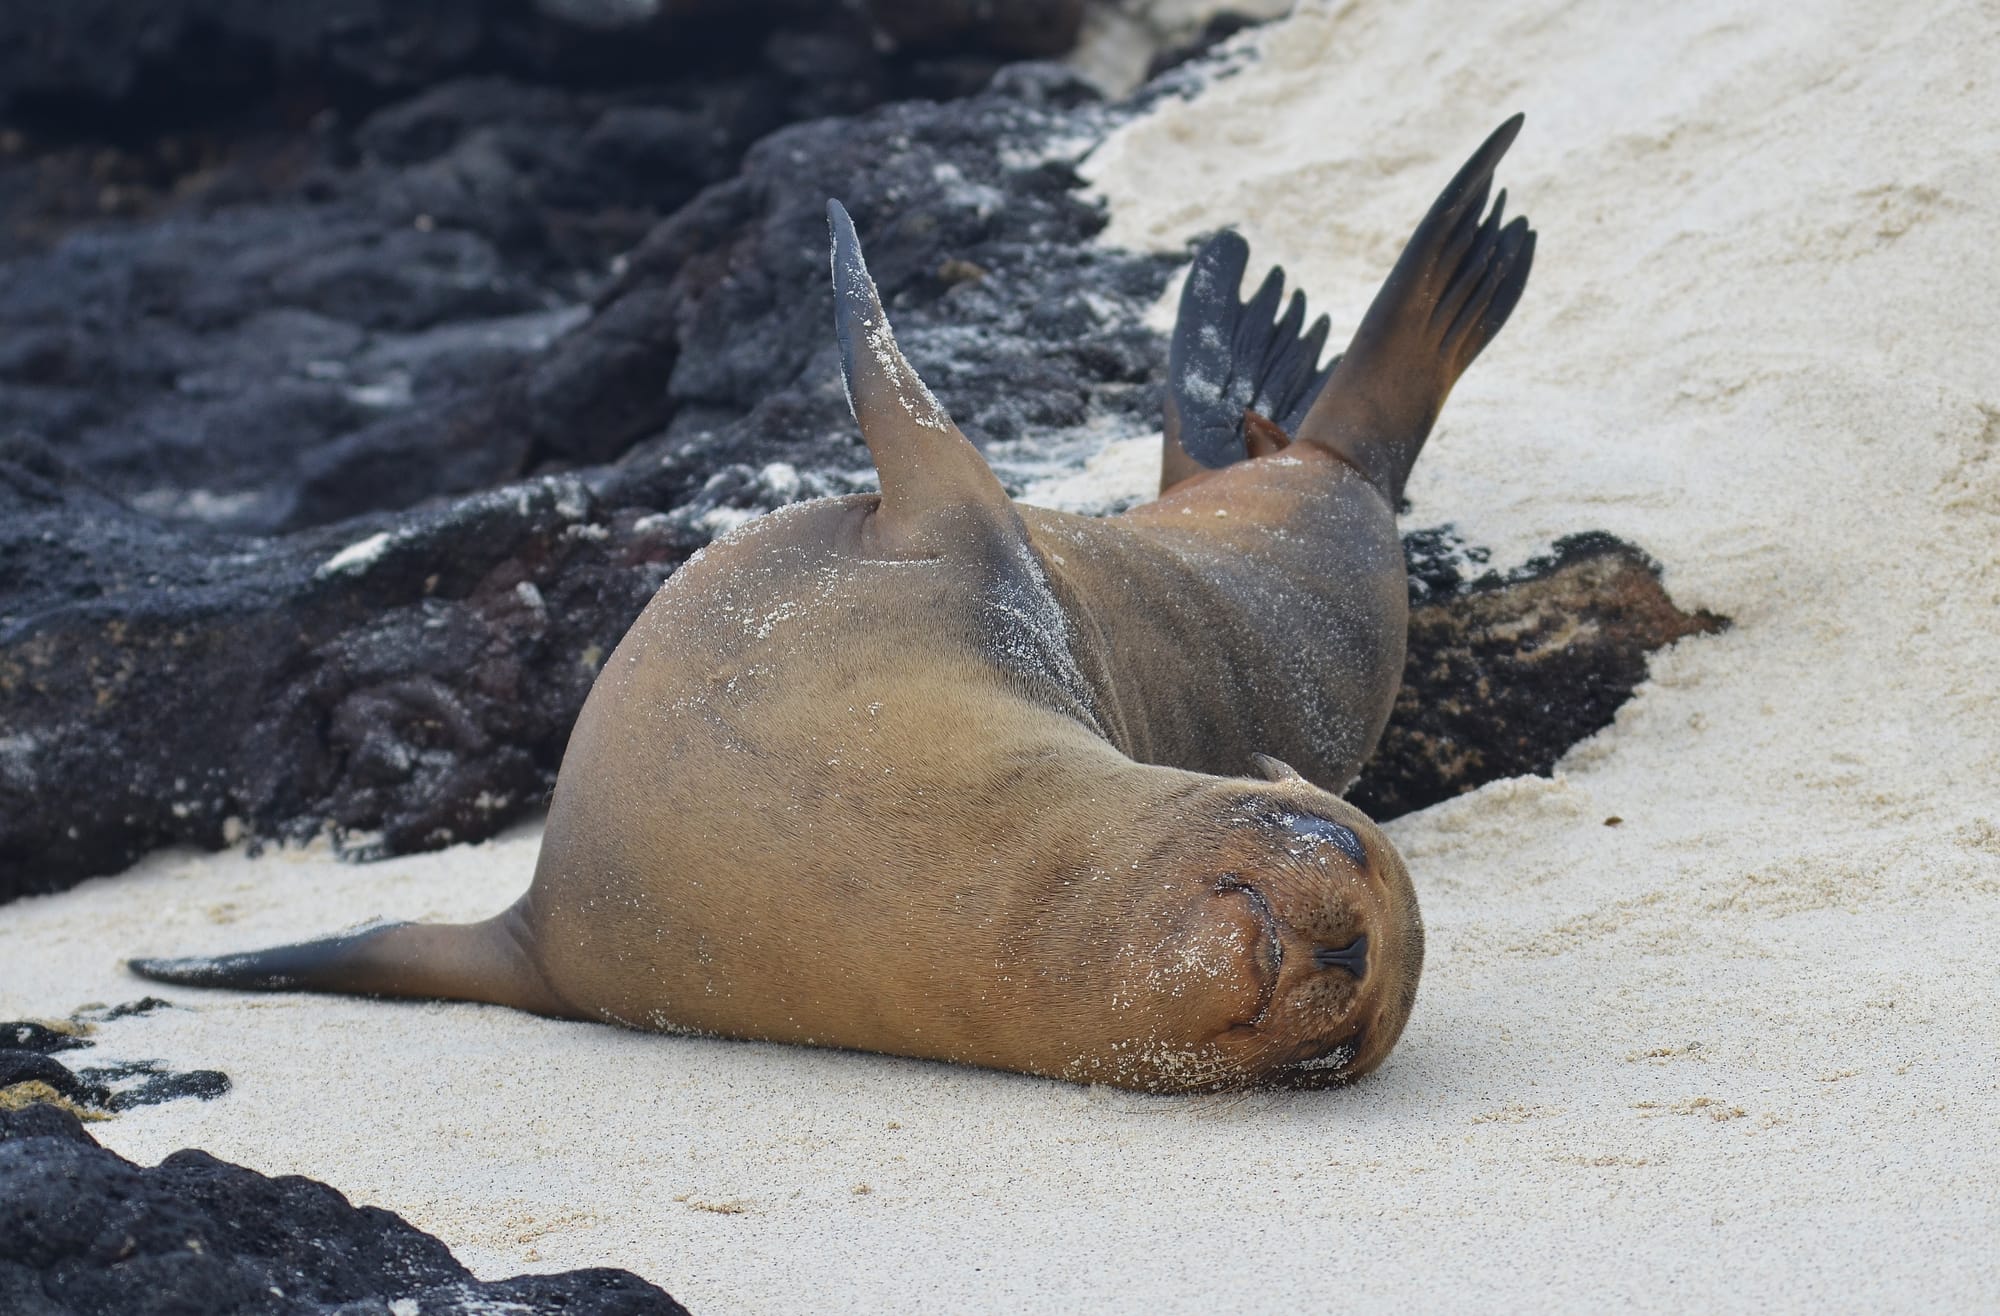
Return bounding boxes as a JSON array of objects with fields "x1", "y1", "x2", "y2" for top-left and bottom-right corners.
[
  {"x1": 0, "y1": 13, "x2": 1716, "y2": 895},
  {"x1": 1, "y1": 1101, "x2": 689, "y2": 1314},
  {"x1": 1, "y1": 9, "x2": 1721, "y2": 1308}
]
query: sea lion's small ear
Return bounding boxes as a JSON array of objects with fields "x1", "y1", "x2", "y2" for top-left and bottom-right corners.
[{"x1": 1250, "y1": 753, "x2": 1307, "y2": 784}]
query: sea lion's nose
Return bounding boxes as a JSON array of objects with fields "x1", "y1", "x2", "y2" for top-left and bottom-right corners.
[{"x1": 1313, "y1": 934, "x2": 1368, "y2": 977}]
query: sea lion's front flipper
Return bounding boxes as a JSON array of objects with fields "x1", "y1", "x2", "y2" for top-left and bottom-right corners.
[
  {"x1": 128, "y1": 907, "x2": 584, "y2": 1020},
  {"x1": 1296, "y1": 115, "x2": 1536, "y2": 502},
  {"x1": 1162, "y1": 231, "x2": 1337, "y2": 491},
  {"x1": 827, "y1": 199, "x2": 1018, "y2": 557}
]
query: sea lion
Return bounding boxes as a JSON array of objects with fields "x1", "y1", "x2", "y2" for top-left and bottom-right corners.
[{"x1": 132, "y1": 118, "x2": 1536, "y2": 1093}]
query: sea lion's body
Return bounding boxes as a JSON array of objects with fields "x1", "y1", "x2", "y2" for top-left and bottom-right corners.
[
  {"x1": 135, "y1": 120, "x2": 1536, "y2": 1092},
  {"x1": 528, "y1": 451, "x2": 1403, "y2": 1083}
]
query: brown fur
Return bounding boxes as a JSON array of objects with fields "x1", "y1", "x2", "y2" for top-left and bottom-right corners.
[{"x1": 132, "y1": 120, "x2": 1537, "y2": 1093}]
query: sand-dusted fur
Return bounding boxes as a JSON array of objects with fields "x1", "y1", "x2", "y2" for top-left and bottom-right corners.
[{"x1": 133, "y1": 121, "x2": 1535, "y2": 1093}]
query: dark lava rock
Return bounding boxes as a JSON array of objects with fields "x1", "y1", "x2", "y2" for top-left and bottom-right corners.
[
  {"x1": 1349, "y1": 532, "x2": 1728, "y2": 820},
  {"x1": 0, "y1": 1001, "x2": 230, "y2": 1116},
  {"x1": 0, "y1": 0, "x2": 1089, "y2": 136},
  {"x1": 0, "y1": 1050, "x2": 107, "y2": 1107},
  {"x1": 869, "y1": 0, "x2": 1085, "y2": 57},
  {"x1": 3, "y1": 1022, "x2": 92, "y2": 1055},
  {"x1": 584, "y1": 60, "x2": 1173, "y2": 507},
  {"x1": 0, "y1": 0, "x2": 883, "y2": 133},
  {"x1": 0, "y1": 1101, "x2": 689, "y2": 1315},
  {"x1": 0, "y1": 440, "x2": 673, "y2": 892},
  {"x1": 0, "y1": 13, "x2": 1724, "y2": 901},
  {"x1": 0, "y1": 59, "x2": 883, "y2": 529},
  {"x1": 0, "y1": 65, "x2": 1180, "y2": 899}
]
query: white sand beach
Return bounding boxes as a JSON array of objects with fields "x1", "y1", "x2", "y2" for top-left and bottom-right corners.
[{"x1": 4, "y1": 0, "x2": 1997, "y2": 1310}]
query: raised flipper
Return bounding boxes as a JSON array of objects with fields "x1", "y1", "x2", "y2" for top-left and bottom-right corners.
[
  {"x1": 1295, "y1": 114, "x2": 1536, "y2": 502},
  {"x1": 1162, "y1": 231, "x2": 1339, "y2": 490},
  {"x1": 827, "y1": 199, "x2": 1019, "y2": 557},
  {"x1": 127, "y1": 907, "x2": 584, "y2": 1019}
]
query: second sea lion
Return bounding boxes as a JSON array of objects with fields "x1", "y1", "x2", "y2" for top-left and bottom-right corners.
[{"x1": 132, "y1": 117, "x2": 1537, "y2": 1093}]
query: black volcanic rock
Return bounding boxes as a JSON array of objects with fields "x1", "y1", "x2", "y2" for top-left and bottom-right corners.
[
  {"x1": 587, "y1": 60, "x2": 1174, "y2": 506},
  {"x1": 1, "y1": 1001, "x2": 231, "y2": 1117},
  {"x1": 0, "y1": 61, "x2": 859, "y2": 532},
  {"x1": 0, "y1": 14, "x2": 1724, "y2": 900},
  {"x1": 1, "y1": 65, "x2": 1187, "y2": 899},
  {"x1": 1349, "y1": 532, "x2": 1728, "y2": 820},
  {"x1": 0, "y1": 0, "x2": 1092, "y2": 136},
  {"x1": 0, "y1": 0, "x2": 854, "y2": 131},
  {"x1": 0, "y1": 1102, "x2": 688, "y2": 1315},
  {"x1": 0, "y1": 441, "x2": 674, "y2": 892}
]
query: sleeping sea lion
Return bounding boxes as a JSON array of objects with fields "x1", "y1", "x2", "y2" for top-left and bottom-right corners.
[{"x1": 132, "y1": 118, "x2": 1536, "y2": 1093}]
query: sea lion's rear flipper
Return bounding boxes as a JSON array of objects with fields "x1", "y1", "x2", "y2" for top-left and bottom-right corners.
[
  {"x1": 827, "y1": 199, "x2": 1020, "y2": 557},
  {"x1": 1295, "y1": 115, "x2": 1536, "y2": 502},
  {"x1": 127, "y1": 907, "x2": 583, "y2": 1020},
  {"x1": 1162, "y1": 231, "x2": 1338, "y2": 491}
]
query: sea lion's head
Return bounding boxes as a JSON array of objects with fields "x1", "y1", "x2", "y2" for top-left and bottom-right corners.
[{"x1": 1113, "y1": 756, "x2": 1423, "y2": 1094}]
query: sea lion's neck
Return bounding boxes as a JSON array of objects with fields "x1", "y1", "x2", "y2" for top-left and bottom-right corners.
[{"x1": 1017, "y1": 483, "x2": 1407, "y2": 789}]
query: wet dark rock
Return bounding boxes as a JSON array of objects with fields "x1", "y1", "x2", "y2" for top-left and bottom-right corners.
[
  {"x1": 1144, "y1": 10, "x2": 1269, "y2": 81},
  {"x1": 1350, "y1": 532, "x2": 1729, "y2": 820},
  {"x1": 0, "y1": 11, "x2": 1722, "y2": 901},
  {"x1": 0, "y1": 61, "x2": 844, "y2": 531},
  {"x1": 0, "y1": 1002, "x2": 230, "y2": 1116},
  {"x1": 3, "y1": 1023, "x2": 91, "y2": 1055},
  {"x1": 86, "y1": 997, "x2": 175, "y2": 1022},
  {"x1": 0, "y1": 1102, "x2": 689, "y2": 1315},
  {"x1": 586, "y1": 60, "x2": 1173, "y2": 502},
  {"x1": 1, "y1": 444, "x2": 679, "y2": 894},
  {"x1": 0, "y1": 5, "x2": 1119, "y2": 538},
  {"x1": 868, "y1": 0, "x2": 1086, "y2": 57},
  {"x1": 0, "y1": 0, "x2": 1095, "y2": 136},
  {"x1": 0, "y1": 1, "x2": 852, "y2": 133},
  {"x1": 0, "y1": 22, "x2": 1134, "y2": 540},
  {"x1": 0, "y1": 1050, "x2": 105, "y2": 1107},
  {"x1": 1, "y1": 67, "x2": 1180, "y2": 900},
  {"x1": 79, "y1": 1062, "x2": 234, "y2": 1114}
]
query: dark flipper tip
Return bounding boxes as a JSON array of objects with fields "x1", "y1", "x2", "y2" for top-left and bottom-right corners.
[
  {"x1": 826, "y1": 198, "x2": 872, "y2": 394},
  {"x1": 1292, "y1": 115, "x2": 1535, "y2": 500},
  {"x1": 126, "y1": 926, "x2": 406, "y2": 992},
  {"x1": 1462, "y1": 115, "x2": 1525, "y2": 190},
  {"x1": 828, "y1": 199, "x2": 868, "y2": 306},
  {"x1": 826, "y1": 198, "x2": 866, "y2": 290},
  {"x1": 127, "y1": 953, "x2": 283, "y2": 989},
  {"x1": 823, "y1": 194, "x2": 987, "y2": 532}
]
